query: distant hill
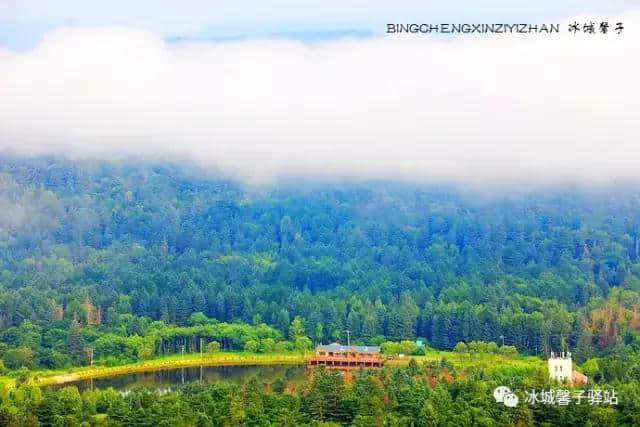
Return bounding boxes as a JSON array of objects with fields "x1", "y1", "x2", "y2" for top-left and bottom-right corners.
[{"x1": 0, "y1": 155, "x2": 639, "y2": 364}]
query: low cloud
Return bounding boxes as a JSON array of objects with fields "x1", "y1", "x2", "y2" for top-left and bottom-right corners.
[{"x1": 1, "y1": 12, "x2": 639, "y2": 185}]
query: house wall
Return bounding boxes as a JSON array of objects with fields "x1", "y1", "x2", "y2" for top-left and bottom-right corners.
[{"x1": 548, "y1": 357, "x2": 572, "y2": 382}]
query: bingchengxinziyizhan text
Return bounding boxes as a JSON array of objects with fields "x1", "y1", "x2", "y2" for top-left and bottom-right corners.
[{"x1": 386, "y1": 22, "x2": 624, "y2": 35}]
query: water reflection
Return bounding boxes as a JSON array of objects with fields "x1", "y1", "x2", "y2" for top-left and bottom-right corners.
[{"x1": 49, "y1": 364, "x2": 307, "y2": 392}]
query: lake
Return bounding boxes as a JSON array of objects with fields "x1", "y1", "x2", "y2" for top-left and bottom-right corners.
[{"x1": 49, "y1": 364, "x2": 308, "y2": 392}]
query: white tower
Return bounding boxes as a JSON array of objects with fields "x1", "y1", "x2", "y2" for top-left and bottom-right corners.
[{"x1": 548, "y1": 351, "x2": 572, "y2": 383}]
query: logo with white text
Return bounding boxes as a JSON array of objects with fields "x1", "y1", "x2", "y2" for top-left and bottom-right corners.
[{"x1": 494, "y1": 386, "x2": 519, "y2": 408}]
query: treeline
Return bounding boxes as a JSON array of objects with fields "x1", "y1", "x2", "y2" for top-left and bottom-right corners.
[
  {"x1": 2, "y1": 362, "x2": 640, "y2": 426},
  {"x1": 0, "y1": 312, "x2": 314, "y2": 370},
  {"x1": 1, "y1": 156, "x2": 640, "y2": 367}
]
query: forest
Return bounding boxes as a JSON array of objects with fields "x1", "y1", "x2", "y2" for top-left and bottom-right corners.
[{"x1": 0, "y1": 155, "x2": 640, "y2": 424}]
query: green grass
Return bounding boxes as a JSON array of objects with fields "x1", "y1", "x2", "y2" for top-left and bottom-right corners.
[
  {"x1": 386, "y1": 350, "x2": 543, "y2": 372},
  {"x1": 0, "y1": 376, "x2": 15, "y2": 389}
]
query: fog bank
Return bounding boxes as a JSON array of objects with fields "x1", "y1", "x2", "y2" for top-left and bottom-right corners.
[{"x1": 1, "y1": 11, "x2": 639, "y2": 185}]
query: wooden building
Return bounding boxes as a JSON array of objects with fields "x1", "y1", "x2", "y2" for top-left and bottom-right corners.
[{"x1": 307, "y1": 343, "x2": 385, "y2": 368}]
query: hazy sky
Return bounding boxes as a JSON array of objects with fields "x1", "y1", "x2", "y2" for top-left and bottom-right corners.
[
  {"x1": 1, "y1": 0, "x2": 637, "y2": 49},
  {"x1": 0, "y1": 2, "x2": 639, "y2": 185}
]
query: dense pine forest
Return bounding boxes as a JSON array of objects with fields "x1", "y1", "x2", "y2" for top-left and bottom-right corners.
[
  {"x1": 1, "y1": 155, "x2": 640, "y2": 367},
  {"x1": 1, "y1": 155, "x2": 640, "y2": 425}
]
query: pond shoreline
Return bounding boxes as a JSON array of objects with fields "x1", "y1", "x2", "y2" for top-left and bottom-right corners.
[
  {"x1": 33, "y1": 353, "x2": 307, "y2": 387},
  {"x1": 0, "y1": 351, "x2": 537, "y2": 389}
]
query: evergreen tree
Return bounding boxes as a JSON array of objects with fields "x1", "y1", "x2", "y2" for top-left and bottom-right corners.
[{"x1": 67, "y1": 315, "x2": 86, "y2": 364}]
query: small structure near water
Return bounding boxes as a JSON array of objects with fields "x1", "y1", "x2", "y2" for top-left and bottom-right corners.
[{"x1": 307, "y1": 343, "x2": 385, "y2": 368}]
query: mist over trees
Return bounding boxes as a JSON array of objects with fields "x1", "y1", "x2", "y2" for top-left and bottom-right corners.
[{"x1": 0, "y1": 155, "x2": 639, "y2": 370}]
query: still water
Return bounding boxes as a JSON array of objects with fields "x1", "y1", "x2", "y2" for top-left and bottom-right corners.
[{"x1": 50, "y1": 364, "x2": 308, "y2": 392}]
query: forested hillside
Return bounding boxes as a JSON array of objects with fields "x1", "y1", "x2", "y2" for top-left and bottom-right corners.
[{"x1": 1, "y1": 155, "x2": 640, "y2": 371}]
